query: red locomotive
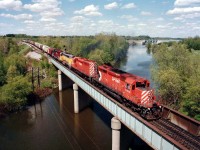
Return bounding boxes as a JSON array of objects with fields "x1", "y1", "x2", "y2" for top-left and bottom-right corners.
[
  {"x1": 50, "y1": 49, "x2": 62, "y2": 60},
  {"x1": 72, "y1": 57, "x2": 98, "y2": 78},
  {"x1": 23, "y1": 40, "x2": 162, "y2": 120},
  {"x1": 98, "y1": 64, "x2": 161, "y2": 119}
]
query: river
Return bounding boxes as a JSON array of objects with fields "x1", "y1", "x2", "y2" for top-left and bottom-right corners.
[
  {"x1": 0, "y1": 43, "x2": 153, "y2": 150},
  {"x1": 120, "y1": 43, "x2": 153, "y2": 83}
]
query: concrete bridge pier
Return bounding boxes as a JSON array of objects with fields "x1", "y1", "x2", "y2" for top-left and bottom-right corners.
[
  {"x1": 58, "y1": 70, "x2": 62, "y2": 91},
  {"x1": 73, "y1": 83, "x2": 79, "y2": 113},
  {"x1": 111, "y1": 117, "x2": 121, "y2": 150},
  {"x1": 58, "y1": 70, "x2": 73, "y2": 91}
]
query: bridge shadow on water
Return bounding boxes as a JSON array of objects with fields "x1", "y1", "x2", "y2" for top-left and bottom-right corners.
[
  {"x1": 90, "y1": 96, "x2": 153, "y2": 150},
  {"x1": 55, "y1": 86, "x2": 153, "y2": 150}
]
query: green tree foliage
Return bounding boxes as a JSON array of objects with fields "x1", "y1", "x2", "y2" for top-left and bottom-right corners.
[
  {"x1": 0, "y1": 37, "x2": 9, "y2": 54},
  {"x1": 4, "y1": 54, "x2": 27, "y2": 75},
  {"x1": 0, "y1": 52, "x2": 6, "y2": 86},
  {"x1": 35, "y1": 33, "x2": 128, "y2": 65},
  {"x1": 88, "y1": 49, "x2": 104, "y2": 64},
  {"x1": 0, "y1": 37, "x2": 32, "y2": 112},
  {"x1": 182, "y1": 36, "x2": 200, "y2": 50},
  {"x1": 151, "y1": 39, "x2": 200, "y2": 120},
  {"x1": 6, "y1": 65, "x2": 20, "y2": 82},
  {"x1": 0, "y1": 76, "x2": 31, "y2": 111}
]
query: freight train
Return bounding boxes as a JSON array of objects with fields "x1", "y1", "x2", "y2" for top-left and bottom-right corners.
[{"x1": 23, "y1": 40, "x2": 162, "y2": 120}]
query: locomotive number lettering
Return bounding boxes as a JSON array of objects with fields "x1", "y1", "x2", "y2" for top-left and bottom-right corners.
[{"x1": 112, "y1": 77, "x2": 120, "y2": 83}]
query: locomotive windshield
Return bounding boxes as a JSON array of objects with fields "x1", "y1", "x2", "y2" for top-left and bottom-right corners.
[{"x1": 136, "y1": 82, "x2": 146, "y2": 88}]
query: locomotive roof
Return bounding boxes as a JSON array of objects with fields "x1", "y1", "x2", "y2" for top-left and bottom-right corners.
[
  {"x1": 61, "y1": 52, "x2": 74, "y2": 58},
  {"x1": 74, "y1": 57, "x2": 96, "y2": 63},
  {"x1": 99, "y1": 64, "x2": 148, "y2": 84},
  {"x1": 124, "y1": 75, "x2": 147, "y2": 84},
  {"x1": 111, "y1": 68, "x2": 126, "y2": 74}
]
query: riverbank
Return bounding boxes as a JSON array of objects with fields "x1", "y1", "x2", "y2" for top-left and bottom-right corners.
[{"x1": 0, "y1": 87, "x2": 53, "y2": 118}]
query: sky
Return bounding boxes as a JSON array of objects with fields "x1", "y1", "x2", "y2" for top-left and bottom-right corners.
[{"x1": 0, "y1": 0, "x2": 200, "y2": 37}]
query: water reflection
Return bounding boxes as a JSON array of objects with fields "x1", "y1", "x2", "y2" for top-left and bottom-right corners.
[{"x1": 120, "y1": 44, "x2": 153, "y2": 83}]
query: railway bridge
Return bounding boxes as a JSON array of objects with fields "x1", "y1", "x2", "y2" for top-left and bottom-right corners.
[{"x1": 23, "y1": 42, "x2": 200, "y2": 150}]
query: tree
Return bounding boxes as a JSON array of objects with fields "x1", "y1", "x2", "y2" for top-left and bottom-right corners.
[
  {"x1": 151, "y1": 40, "x2": 200, "y2": 120},
  {"x1": 0, "y1": 52, "x2": 6, "y2": 86},
  {"x1": 6, "y1": 65, "x2": 20, "y2": 82},
  {"x1": 4, "y1": 54, "x2": 27, "y2": 75},
  {"x1": 0, "y1": 76, "x2": 31, "y2": 111},
  {"x1": 88, "y1": 49, "x2": 104, "y2": 65},
  {"x1": 152, "y1": 68, "x2": 182, "y2": 107}
]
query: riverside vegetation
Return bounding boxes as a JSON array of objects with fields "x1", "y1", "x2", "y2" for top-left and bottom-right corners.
[
  {"x1": 0, "y1": 33, "x2": 128, "y2": 115},
  {"x1": 149, "y1": 37, "x2": 200, "y2": 121}
]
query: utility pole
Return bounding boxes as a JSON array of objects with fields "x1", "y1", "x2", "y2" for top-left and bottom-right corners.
[
  {"x1": 37, "y1": 67, "x2": 40, "y2": 87},
  {"x1": 32, "y1": 67, "x2": 34, "y2": 91}
]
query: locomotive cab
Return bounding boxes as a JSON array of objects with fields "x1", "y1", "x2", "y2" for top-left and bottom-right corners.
[{"x1": 123, "y1": 76, "x2": 156, "y2": 108}]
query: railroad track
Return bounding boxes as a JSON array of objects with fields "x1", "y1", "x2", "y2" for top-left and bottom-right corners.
[{"x1": 150, "y1": 118, "x2": 200, "y2": 150}]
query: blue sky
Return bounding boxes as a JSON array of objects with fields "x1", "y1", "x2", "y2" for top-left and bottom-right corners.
[{"x1": 0, "y1": 0, "x2": 200, "y2": 37}]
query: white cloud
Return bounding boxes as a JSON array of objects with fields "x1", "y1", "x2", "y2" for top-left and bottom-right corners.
[
  {"x1": 174, "y1": 0, "x2": 200, "y2": 6},
  {"x1": 0, "y1": 13, "x2": 33, "y2": 20},
  {"x1": 71, "y1": 16, "x2": 86, "y2": 22},
  {"x1": 24, "y1": 0, "x2": 63, "y2": 21},
  {"x1": 0, "y1": 0, "x2": 22, "y2": 10},
  {"x1": 74, "y1": 5, "x2": 102, "y2": 16},
  {"x1": 167, "y1": 0, "x2": 200, "y2": 23},
  {"x1": 156, "y1": 23, "x2": 172, "y2": 29},
  {"x1": 141, "y1": 11, "x2": 152, "y2": 16},
  {"x1": 120, "y1": 15, "x2": 138, "y2": 21},
  {"x1": 104, "y1": 2, "x2": 118, "y2": 10},
  {"x1": 174, "y1": 13, "x2": 200, "y2": 20},
  {"x1": 24, "y1": 20, "x2": 35, "y2": 24},
  {"x1": 40, "y1": 17, "x2": 56, "y2": 22},
  {"x1": 24, "y1": 0, "x2": 61, "y2": 12},
  {"x1": 156, "y1": 25, "x2": 166, "y2": 29},
  {"x1": 138, "y1": 23, "x2": 147, "y2": 26},
  {"x1": 121, "y1": 3, "x2": 136, "y2": 9},
  {"x1": 167, "y1": 7, "x2": 200, "y2": 14}
]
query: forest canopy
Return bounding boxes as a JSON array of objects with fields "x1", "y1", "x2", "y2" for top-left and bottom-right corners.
[{"x1": 150, "y1": 37, "x2": 200, "y2": 121}]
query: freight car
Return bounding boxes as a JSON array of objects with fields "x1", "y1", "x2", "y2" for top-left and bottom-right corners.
[
  {"x1": 23, "y1": 40, "x2": 162, "y2": 120},
  {"x1": 42, "y1": 45, "x2": 50, "y2": 53}
]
